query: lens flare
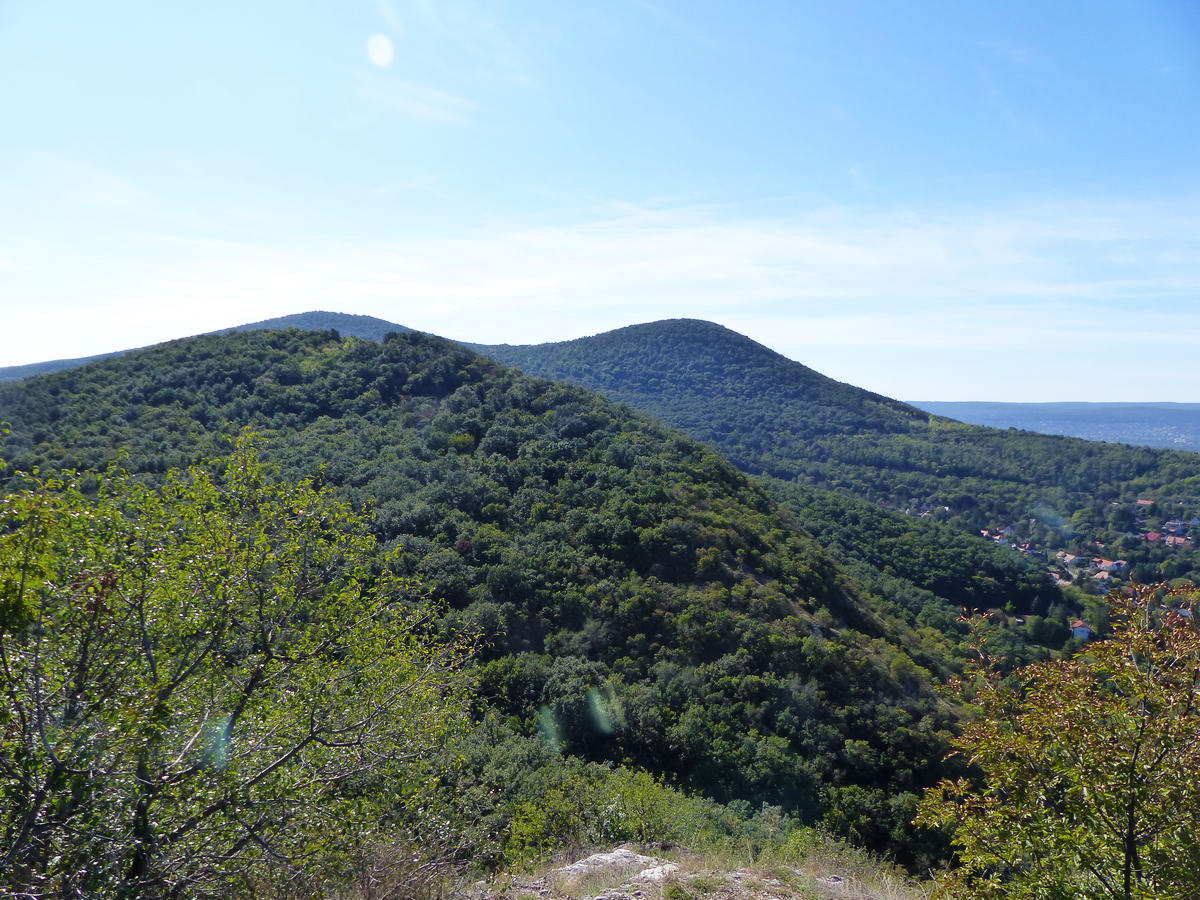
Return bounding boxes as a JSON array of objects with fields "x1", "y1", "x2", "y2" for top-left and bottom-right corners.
[
  {"x1": 536, "y1": 706, "x2": 562, "y2": 753},
  {"x1": 366, "y1": 34, "x2": 394, "y2": 67}
]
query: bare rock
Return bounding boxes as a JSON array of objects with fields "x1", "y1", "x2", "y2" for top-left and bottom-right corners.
[
  {"x1": 550, "y1": 847, "x2": 667, "y2": 883},
  {"x1": 632, "y1": 863, "x2": 680, "y2": 882}
]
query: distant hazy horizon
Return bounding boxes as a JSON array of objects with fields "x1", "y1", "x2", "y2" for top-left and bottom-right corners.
[{"x1": 912, "y1": 400, "x2": 1200, "y2": 452}]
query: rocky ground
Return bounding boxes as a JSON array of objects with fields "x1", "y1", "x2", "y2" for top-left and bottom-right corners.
[{"x1": 465, "y1": 844, "x2": 927, "y2": 900}]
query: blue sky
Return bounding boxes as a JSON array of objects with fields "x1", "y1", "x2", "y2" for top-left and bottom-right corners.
[{"x1": 1, "y1": 0, "x2": 1198, "y2": 399}]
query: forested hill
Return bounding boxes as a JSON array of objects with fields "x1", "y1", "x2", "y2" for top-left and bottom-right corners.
[
  {"x1": 472, "y1": 319, "x2": 928, "y2": 442},
  {"x1": 472, "y1": 319, "x2": 1200, "y2": 582},
  {"x1": 0, "y1": 310, "x2": 409, "y2": 382},
  {"x1": 0, "y1": 328, "x2": 958, "y2": 862}
]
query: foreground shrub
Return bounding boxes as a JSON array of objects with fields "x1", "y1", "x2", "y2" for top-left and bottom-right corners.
[
  {"x1": 918, "y1": 583, "x2": 1200, "y2": 899},
  {"x1": 0, "y1": 440, "x2": 473, "y2": 898}
]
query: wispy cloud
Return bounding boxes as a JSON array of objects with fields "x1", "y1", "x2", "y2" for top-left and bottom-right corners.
[
  {"x1": 398, "y1": 0, "x2": 532, "y2": 84},
  {"x1": 99, "y1": 197, "x2": 1200, "y2": 337},
  {"x1": 63, "y1": 161, "x2": 147, "y2": 212},
  {"x1": 627, "y1": 0, "x2": 731, "y2": 52},
  {"x1": 983, "y1": 39, "x2": 1037, "y2": 66},
  {"x1": 369, "y1": 176, "x2": 438, "y2": 197},
  {"x1": 358, "y1": 74, "x2": 478, "y2": 124},
  {"x1": 6, "y1": 196, "x2": 1200, "y2": 398},
  {"x1": 374, "y1": 0, "x2": 407, "y2": 37},
  {"x1": 354, "y1": 1, "x2": 536, "y2": 126}
]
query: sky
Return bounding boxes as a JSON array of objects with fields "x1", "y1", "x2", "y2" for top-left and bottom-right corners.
[{"x1": 1, "y1": 0, "x2": 1198, "y2": 400}]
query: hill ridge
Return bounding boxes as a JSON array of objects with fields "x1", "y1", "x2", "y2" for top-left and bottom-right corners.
[
  {"x1": 0, "y1": 309, "x2": 410, "y2": 381},
  {"x1": 473, "y1": 318, "x2": 927, "y2": 452}
]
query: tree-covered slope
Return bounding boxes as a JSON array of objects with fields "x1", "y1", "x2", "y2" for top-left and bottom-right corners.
[
  {"x1": 0, "y1": 310, "x2": 409, "y2": 382},
  {"x1": 763, "y1": 479, "x2": 1051, "y2": 613},
  {"x1": 472, "y1": 319, "x2": 925, "y2": 445},
  {"x1": 0, "y1": 313, "x2": 1074, "y2": 637},
  {"x1": 0, "y1": 328, "x2": 957, "y2": 862},
  {"x1": 473, "y1": 319, "x2": 1200, "y2": 584}
]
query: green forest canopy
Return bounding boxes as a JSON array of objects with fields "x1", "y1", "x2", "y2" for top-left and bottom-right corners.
[
  {"x1": 476, "y1": 318, "x2": 1200, "y2": 585},
  {"x1": 0, "y1": 327, "x2": 963, "y2": 864}
]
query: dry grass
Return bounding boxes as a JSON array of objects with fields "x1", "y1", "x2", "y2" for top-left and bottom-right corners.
[
  {"x1": 316, "y1": 830, "x2": 936, "y2": 900},
  {"x1": 471, "y1": 836, "x2": 936, "y2": 900},
  {"x1": 777, "y1": 837, "x2": 933, "y2": 900}
]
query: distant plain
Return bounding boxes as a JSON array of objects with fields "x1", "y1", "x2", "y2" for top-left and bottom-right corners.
[{"x1": 911, "y1": 401, "x2": 1200, "y2": 453}]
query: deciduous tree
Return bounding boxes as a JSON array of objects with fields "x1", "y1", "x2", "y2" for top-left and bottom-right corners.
[
  {"x1": 918, "y1": 583, "x2": 1200, "y2": 899},
  {"x1": 0, "y1": 440, "x2": 472, "y2": 898}
]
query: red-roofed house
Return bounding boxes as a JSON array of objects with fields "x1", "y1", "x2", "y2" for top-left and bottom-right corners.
[
  {"x1": 1146, "y1": 532, "x2": 1163, "y2": 543},
  {"x1": 1070, "y1": 619, "x2": 1094, "y2": 640}
]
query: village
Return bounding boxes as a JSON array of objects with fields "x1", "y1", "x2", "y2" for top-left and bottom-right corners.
[{"x1": 970, "y1": 498, "x2": 1200, "y2": 640}]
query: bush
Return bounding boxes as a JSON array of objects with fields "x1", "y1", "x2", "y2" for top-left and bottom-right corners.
[{"x1": 0, "y1": 440, "x2": 473, "y2": 897}]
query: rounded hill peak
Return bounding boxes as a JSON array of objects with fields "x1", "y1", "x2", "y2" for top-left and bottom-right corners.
[{"x1": 474, "y1": 320, "x2": 927, "y2": 470}]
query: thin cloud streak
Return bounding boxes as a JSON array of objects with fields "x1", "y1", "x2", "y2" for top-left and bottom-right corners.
[
  {"x1": 4, "y1": 197, "x2": 1200, "y2": 400},
  {"x1": 982, "y1": 39, "x2": 1037, "y2": 66},
  {"x1": 358, "y1": 73, "x2": 478, "y2": 124},
  {"x1": 399, "y1": 0, "x2": 533, "y2": 84},
  {"x1": 60, "y1": 160, "x2": 148, "y2": 212}
]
